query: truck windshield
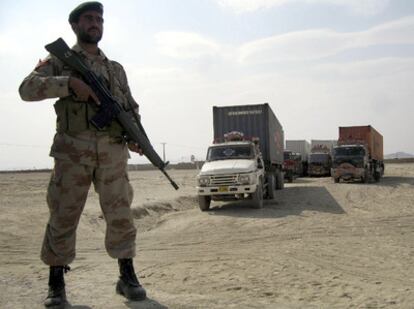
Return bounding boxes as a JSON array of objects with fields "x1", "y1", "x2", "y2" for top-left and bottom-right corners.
[
  {"x1": 334, "y1": 146, "x2": 365, "y2": 157},
  {"x1": 284, "y1": 152, "x2": 294, "y2": 160},
  {"x1": 207, "y1": 145, "x2": 253, "y2": 161},
  {"x1": 309, "y1": 153, "x2": 330, "y2": 163},
  {"x1": 284, "y1": 152, "x2": 301, "y2": 161}
]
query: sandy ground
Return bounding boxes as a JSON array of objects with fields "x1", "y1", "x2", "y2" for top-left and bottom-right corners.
[{"x1": 0, "y1": 163, "x2": 413, "y2": 309}]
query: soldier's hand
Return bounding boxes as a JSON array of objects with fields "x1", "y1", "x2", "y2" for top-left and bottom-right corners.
[
  {"x1": 69, "y1": 77, "x2": 100, "y2": 105},
  {"x1": 128, "y1": 142, "x2": 143, "y2": 155}
]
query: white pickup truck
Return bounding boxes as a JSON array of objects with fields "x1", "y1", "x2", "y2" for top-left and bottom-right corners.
[{"x1": 196, "y1": 139, "x2": 270, "y2": 210}]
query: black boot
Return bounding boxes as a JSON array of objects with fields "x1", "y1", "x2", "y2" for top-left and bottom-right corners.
[
  {"x1": 116, "y1": 258, "x2": 146, "y2": 301},
  {"x1": 44, "y1": 265, "x2": 70, "y2": 308}
]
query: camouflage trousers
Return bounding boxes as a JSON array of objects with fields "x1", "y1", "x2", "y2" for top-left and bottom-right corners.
[{"x1": 41, "y1": 158, "x2": 136, "y2": 266}]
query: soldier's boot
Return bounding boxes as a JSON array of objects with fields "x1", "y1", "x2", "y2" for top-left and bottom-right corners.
[
  {"x1": 116, "y1": 258, "x2": 146, "y2": 301},
  {"x1": 44, "y1": 265, "x2": 70, "y2": 308}
]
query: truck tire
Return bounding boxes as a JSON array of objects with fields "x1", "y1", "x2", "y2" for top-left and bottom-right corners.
[
  {"x1": 266, "y1": 174, "x2": 276, "y2": 200},
  {"x1": 334, "y1": 177, "x2": 339, "y2": 183},
  {"x1": 363, "y1": 169, "x2": 369, "y2": 183},
  {"x1": 198, "y1": 196, "x2": 211, "y2": 211},
  {"x1": 276, "y1": 171, "x2": 284, "y2": 190},
  {"x1": 374, "y1": 171, "x2": 381, "y2": 182},
  {"x1": 251, "y1": 179, "x2": 264, "y2": 209}
]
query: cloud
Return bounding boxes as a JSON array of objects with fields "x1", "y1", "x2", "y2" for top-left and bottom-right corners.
[
  {"x1": 358, "y1": 16, "x2": 414, "y2": 46},
  {"x1": 217, "y1": 0, "x2": 289, "y2": 13},
  {"x1": 152, "y1": 15, "x2": 414, "y2": 64},
  {"x1": 310, "y1": 57, "x2": 414, "y2": 82},
  {"x1": 217, "y1": 0, "x2": 390, "y2": 16},
  {"x1": 238, "y1": 16, "x2": 414, "y2": 63},
  {"x1": 154, "y1": 31, "x2": 221, "y2": 59},
  {"x1": 239, "y1": 29, "x2": 353, "y2": 62}
]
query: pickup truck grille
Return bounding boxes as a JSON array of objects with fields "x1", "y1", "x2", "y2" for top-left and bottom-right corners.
[{"x1": 210, "y1": 175, "x2": 238, "y2": 185}]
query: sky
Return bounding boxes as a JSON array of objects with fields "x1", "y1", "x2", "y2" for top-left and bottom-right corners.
[{"x1": 1, "y1": 0, "x2": 414, "y2": 170}]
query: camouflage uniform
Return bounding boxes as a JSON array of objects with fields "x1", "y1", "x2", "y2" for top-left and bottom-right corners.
[{"x1": 19, "y1": 44, "x2": 138, "y2": 266}]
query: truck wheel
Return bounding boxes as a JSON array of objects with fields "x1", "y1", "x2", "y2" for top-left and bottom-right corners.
[
  {"x1": 374, "y1": 171, "x2": 381, "y2": 182},
  {"x1": 251, "y1": 179, "x2": 264, "y2": 209},
  {"x1": 288, "y1": 175, "x2": 293, "y2": 183},
  {"x1": 363, "y1": 169, "x2": 369, "y2": 183},
  {"x1": 266, "y1": 174, "x2": 276, "y2": 200},
  {"x1": 276, "y1": 171, "x2": 284, "y2": 190},
  {"x1": 198, "y1": 196, "x2": 211, "y2": 211},
  {"x1": 334, "y1": 177, "x2": 339, "y2": 183}
]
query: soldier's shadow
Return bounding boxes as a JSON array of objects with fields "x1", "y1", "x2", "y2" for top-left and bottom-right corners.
[
  {"x1": 64, "y1": 303, "x2": 91, "y2": 309},
  {"x1": 62, "y1": 297, "x2": 168, "y2": 308},
  {"x1": 125, "y1": 297, "x2": 169, "y2": 308}
]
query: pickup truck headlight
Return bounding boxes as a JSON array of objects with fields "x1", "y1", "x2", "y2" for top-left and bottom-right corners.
[
  {"x1": 198, "y1": 176, "x2": 210, "y2": 186},
  {"x1": 238, "y1": 174, "x2": 253, "y2": 185}
]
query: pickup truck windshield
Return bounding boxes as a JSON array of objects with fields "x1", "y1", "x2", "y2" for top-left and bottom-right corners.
[
  {"x1": 207, "y1": 145, "x2": 253, "y2": 161},
  {"x1": 334, "y1": 146, "x2": 365, "y2": 157}
]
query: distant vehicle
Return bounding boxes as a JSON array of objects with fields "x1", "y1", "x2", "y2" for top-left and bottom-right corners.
[
  {"x1": 196, "y1": 104, "x2": 284, "y2": 211},
  {"x1": 332, "y1": 125, "x2": 384, "y2": 183},
  {"x1": 308, "y1": 152, "x2": 332, "y2": 176},
  {"x1": 285, "y1": 140, "x2": 310, "y2": 176},
  {"x1": 308, "y1": 140, "x2": 336, "y2": 177},
  {"x1": 283, "y1": 150, "x2": 302, "y2": 182}
]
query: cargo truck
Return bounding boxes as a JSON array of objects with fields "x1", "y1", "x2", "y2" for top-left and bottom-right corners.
[
  {"x1": 283, "y1": 150, "x2": 302, "y2": 182},
  {"x1": 286, "y1": 140, "x2": 310, "y2": 176},
  {"x1": 332, "y1": 125, "x2": 384, "y2": 183},
  {"x1": 308, "y1": 140, "x2": 336, "y2": 176},
  {"x1": 196, "y1": 103, "x2": 284, "y2": 210}
]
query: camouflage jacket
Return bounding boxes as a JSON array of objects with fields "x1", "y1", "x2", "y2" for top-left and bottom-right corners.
[{"x1": 19, "y1": 44, "x2": 139, "y2": 167}]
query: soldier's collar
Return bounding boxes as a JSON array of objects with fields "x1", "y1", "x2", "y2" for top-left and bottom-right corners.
[{"x1": 72, "y1": 44, "x2": 107, "y2": 61}]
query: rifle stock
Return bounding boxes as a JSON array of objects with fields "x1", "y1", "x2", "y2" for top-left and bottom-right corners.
[{"x1": 45, "y1": 38, "x2": 179, "y2": 190}]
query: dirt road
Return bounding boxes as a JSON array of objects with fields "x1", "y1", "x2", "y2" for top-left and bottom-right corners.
[{"x1": 0, "y1": 163, "x2": 413, "y2": 308}]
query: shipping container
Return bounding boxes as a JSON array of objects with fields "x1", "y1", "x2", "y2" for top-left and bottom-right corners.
[
  {"x1": 213, "y1": 103, "x2": 284, "y2": 166},
  {"x1": 338, "y1": 126, "x2": 383, "y2": 160},
  {"x1": 286, "y1": 140, "x2": 311, "y2": 162}
]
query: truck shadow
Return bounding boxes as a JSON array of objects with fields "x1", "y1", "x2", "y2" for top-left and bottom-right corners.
[
  {"x1": 369, "y1": 176, "x2": 414, "y2": 187},
  {"x1": 208, "y1": 186, "x2": 345, "y2": 219},
  {"x1": 286, "y1": 177, "x2": 313, "y2": 184}
]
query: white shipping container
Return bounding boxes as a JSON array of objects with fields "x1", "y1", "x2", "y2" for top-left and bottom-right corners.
[{"x1": 286, "y1": 140, "x2": 311, "y2": 162}]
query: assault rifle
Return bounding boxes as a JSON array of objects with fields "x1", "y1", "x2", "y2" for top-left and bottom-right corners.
[{"x1": 45, "y1": 38, "x2": 179, "y2": 190}]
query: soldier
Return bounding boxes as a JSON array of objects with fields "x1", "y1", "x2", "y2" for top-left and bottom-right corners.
[{"x1": 19, "y1": 2, "x2": 147, "y2": 307}]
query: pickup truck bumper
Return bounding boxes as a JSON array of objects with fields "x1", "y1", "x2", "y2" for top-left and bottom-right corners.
[{"x1": 197, "y1": 184, "x2": 257, "y2": 196}]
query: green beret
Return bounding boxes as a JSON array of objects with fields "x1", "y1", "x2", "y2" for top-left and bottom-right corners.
[{"x1": 69, "y1": 1, "x2": 103, "y2": 23}]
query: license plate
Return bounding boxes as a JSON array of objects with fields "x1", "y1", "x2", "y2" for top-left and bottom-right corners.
[{"x1": 219, "y1": 186, "x2": 228, "y2": 192}]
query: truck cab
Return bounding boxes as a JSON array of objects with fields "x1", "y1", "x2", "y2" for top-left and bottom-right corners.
[
  {"x1": 332, "y1": 145, "x2": 367, "y2": 182},
  {"x1": 332, "y1": 126, "x2": 385, "y2": 183},
  {"x1": 308, "y1": 152, "x2": 332, "y2": 176},
  {"x1": 332, "y1": 144, "x2": 383, "y2": 183},
  {"x1": 283, "y1": 150, "x2": 302, "y2": 182},
  {"x1": 197, "y1": 137, "x2": 266, "y2": 211}
]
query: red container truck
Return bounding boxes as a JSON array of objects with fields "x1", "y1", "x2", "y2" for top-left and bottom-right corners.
[{"x1": 332, "y1": 126, "x2": 384, "y2": 183}]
